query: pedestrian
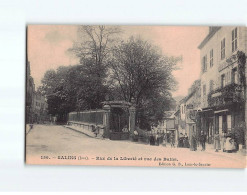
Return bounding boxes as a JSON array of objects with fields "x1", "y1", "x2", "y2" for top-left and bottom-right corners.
[
  {"x1": 214, "y1": 132, "x2": 221, "y2": 152},
  {"x1": 222, "y1": 133, "x2": 226, "y2": 152},
  {"x1": 183, "y1": 133, "x2": 190, "y2": 148},
  {"x1": 200, "y1": 131, "x2": 206, "y2": 151},
  {"x1": 91, "y1": 125, "x2": 96, "y2": 133},
  {"x1": 178, "y1": 133, "x2": 184, "y2": 148},
  {"x1": 224, "y1": 134, "x2": 236, "y2": 153},
  {"x1": 163, "y1": 133, "x2": 167, "y2": 147},
  {"x1": 150, "y1": 134, "x2": 155, "y2": 145},
  {"x1": 155, "y1": 132, "x2": 160, "y2": 146},
  {"x1": 94, "y1": 126, "x2": 100, "y2": 137},
  {"x1": 170, "y1": 132, "x2": 175, "y2": 148},
  {"x1": 133, "y1": 130, "x2": 139, "y2": 141},
  {"x1": 190, "y1": 131, "x2": 197, "y2": 151}
]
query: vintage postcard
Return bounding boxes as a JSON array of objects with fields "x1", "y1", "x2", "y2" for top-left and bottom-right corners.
[{"x1": 26, "y1": 25, "x2": 247, "y2": 168}]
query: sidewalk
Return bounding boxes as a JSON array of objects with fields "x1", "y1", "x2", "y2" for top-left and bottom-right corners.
[
  {"x1": 63, "y1": 124, "x2": 103, "y2": 139},
  {"x1": 198, "y1": 143, "x2": 246, "y2": 161}
]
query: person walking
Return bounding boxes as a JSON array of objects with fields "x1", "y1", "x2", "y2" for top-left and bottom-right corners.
[
  {"x1": 190, "y1": 130, "x2": 197, "y2": 151},
  {"x1": 200, "y1": 131, "x2": 206, "y2": 151},
  {"x1": 170, "y1": 132, "x2": 175, "y2": 148},
  {"x1": 214, "y1": 132, "x2": 221, "y2": 152},
  {"x1": 155, "y1": 133, "x2": 159, "y2": 146},
  {"x1": 184, "y1": 133, "x2": 190, "y2": 148},
  {"x1": 150, "y1": 133, "x2": 155, "y2": 146}
]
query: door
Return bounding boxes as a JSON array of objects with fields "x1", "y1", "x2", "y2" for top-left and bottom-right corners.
[
  {"x1": 219, "y1": 116, "x2": 222, "y2": 136},
  {"x1": 110, "y1": 107, "x2": 129, "y2": 132}
]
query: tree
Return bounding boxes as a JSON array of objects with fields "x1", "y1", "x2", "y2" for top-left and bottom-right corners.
[
  {"x1": 68, "y1": 25, "x2": 122, "y2": 77},
  {"x1": 67, "y1": 25, "x2": 122, "y2": 109},
  {"x1": 38, "y1": 66, "x2": 77, "y2": 122},
  {"x1": 39, "y1": 64, "x2": 109, "y2": 121},
  {"x1": 108, "y1": 37, "x2": 180, "y2": 129}
]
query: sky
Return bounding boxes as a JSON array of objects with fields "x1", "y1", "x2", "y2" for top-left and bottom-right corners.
[{"x1": 28, "y1": 25, "x2": 208, "y2": 97}]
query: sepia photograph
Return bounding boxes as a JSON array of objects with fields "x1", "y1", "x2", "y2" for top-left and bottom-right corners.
[{"x1": 25, "y1": 25, "x2": 247, "y2": 168}]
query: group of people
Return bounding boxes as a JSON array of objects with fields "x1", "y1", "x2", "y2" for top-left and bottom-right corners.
[
  {"x1": 214, "y1": 132, "x2": 237, "y2": 153},
  {"x1": 122, "y1": 125, "x2": 238, "y2": 153},
  {"x1": 188, "y1": 131, "x2": 238, "y2": 153},
  {"x1": 149, "y1": 126, "x2": 176, "y2": 147},
  {"x1": 178, "y1": 133, "x2": 190, "y2": 148},
  {"x1": 191, "y1": 131, "x2": 207, "y2": 151}
]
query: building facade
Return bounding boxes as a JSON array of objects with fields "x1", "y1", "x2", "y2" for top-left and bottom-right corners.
[
  {"x1": 174, "y1": 79, "x2": 201, "y2": 142},
  {"x1": 198, "y1": 26, "x2": 247, "y2": 148},
  {"x1": 26, "y1": 61, "x2": 48, "y2": 124},
  {"x1": 32, "y1": 91, "x2": 49, "y2": 123},
  {"x1": 26, "y1": 61, "x2": 35, "y2": 123}
]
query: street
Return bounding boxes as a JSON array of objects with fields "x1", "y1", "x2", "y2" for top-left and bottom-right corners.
[{"x1": 26, "y1": 125, "x2": 246, "y2": 168}]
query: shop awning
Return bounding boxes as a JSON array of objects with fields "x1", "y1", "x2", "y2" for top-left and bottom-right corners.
[
  {"x1": 199, "y1": 109, "x2": 212, "y2": 113},
  {"x1": 214, "y1": 109, "x2": 228, "y2": 114},
  {"x1": 198, "y1": 108, "x2": 214, "y2": 117}
]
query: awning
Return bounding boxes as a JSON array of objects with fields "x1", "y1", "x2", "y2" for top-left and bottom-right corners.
[
  {"x1": 199, "y1": 109, "x2": 213, "y2": 113},
  {"x1": 214, "y1": 109, "x2": 228, "y2": 114},
  {"x1": 198, "y1": 108, "x2": 214, "y2": 117}
]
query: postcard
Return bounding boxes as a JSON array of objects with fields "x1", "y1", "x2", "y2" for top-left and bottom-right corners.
[{"x1": 26, "y1": 25, "x2": 247, "y2": 168}]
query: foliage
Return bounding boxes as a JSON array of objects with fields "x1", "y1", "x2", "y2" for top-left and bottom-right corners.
[
  {"x1": 108, "y1": 37, "x2": 180, "y2": 128},
  {"x1": 237, "y1": 51, "x2": 246, "y2": 88},
  {"x1": 40, "y1": 28, "x2": 180, "y2": 127},
  {"x1": 38, "y1": 64, "x2": 108, "y2": 121},
  {"x1": 207, "y1": 83, "x2": 244, "y2": 108},
  {"x1": 233, "y1": 120, "x2": 245, "y2": 145}
]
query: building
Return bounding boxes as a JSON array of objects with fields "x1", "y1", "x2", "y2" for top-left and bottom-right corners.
[
  {"x1": 26, "y1": 61, "x2": 48, "y2": 124},
  {"x1": 158, "y1": 111, "x2": 177, "y2": 144},
  {"x1": 198, "y1": 26, "x2": 247, "y2": 149},
  {"x1": 32, "y1": 91, "x2": 49, "y2": 123},
  {"x1": 175, "y1": 79, "x2": 201, "y2": 142},
  {"x1": 26, "y1": 61, "x2": 35, "y2": 123}
]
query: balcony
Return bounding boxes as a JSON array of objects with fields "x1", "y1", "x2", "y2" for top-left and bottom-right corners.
[{"x1": 207, "y1": 83, "x2": 244, "y2": 108}]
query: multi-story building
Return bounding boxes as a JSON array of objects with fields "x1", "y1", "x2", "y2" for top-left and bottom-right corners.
[
  {"x1": 32, "y1": 91, "x2": 48, "y2": 123},
  {"x1": 174, "y1": 79, "x2": 201, "y2": 141},
  {"x1": 26, "y1": 61, "x2": 35, "y2": 123},
  {"x1": 198, "y1": 26, "x2": 247, "y2": 148},
  {"x1": 26, "y1": 61, "x2": 49, "y2": 123}
]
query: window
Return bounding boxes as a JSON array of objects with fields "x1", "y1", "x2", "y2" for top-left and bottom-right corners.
[
  {"x1": 202, "y1": 55, "x2": 207, "y2": 72},
  {"x1": 209, "y1": 80, "x2": 214, "y2": 92},
  {"x1": 232, "y1": 28, "x2": 238, "y2": 52},
  {"x1": 232, "y1": 68, "x2": 238, "y2": 84},
  {"x1": 221, "y1": 74, "x2": 226, "y2": 88},
  {"x1": 221, "y1": 38, "x2": 225, "y2": 60},
  {"x1": 203, "y1": 84, "x2": 206, "y2": 96},
  {"x1": 210, "y1": 49, "x2": 214, "y2": 67}
]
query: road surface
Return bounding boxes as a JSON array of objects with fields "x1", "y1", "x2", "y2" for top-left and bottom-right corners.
[{"x1": 26, "y1": 125, "x2": 246, "y2": 168}]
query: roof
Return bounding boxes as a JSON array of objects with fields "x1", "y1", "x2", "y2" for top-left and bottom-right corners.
[
  {"x1": 178, "y1": 90, "x2": 195, "y2": 104},
  {"x1": 198, "y1": 27, "x2": 221, "y2": 49}
]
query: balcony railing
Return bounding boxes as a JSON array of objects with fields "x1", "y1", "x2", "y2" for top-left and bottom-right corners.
[{"x1": 207, "y1": 83, "x2": 244, "y2": 107}]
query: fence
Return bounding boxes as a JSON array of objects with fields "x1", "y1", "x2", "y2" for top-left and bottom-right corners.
[
  {"x1": 68, "y1": 110, "x2": 104, "y2": 125},
  {"x1": 67, "y1": 110, "x2": 105, "y2": 137}
]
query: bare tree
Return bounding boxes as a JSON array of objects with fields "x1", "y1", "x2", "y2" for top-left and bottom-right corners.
[{"x1": 69, "y1": 25, "x2": 122, "y2": 67}]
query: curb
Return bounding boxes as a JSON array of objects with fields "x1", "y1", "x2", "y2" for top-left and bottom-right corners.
[{"x1": 63, "y1": 125, "x2": 104, "y2": 140}]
